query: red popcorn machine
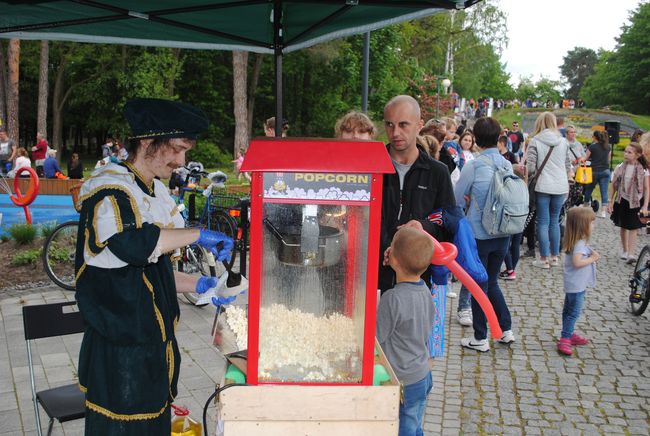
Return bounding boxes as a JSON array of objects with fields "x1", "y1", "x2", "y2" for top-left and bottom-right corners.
[
  {"x1": 242, "y1": 137, "x2": 393, "y2": 385},
  {"x1": 212, "y1": 138, "x2": 401, "y2": 435}
]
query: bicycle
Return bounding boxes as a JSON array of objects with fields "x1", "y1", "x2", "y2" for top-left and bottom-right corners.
[
  {"x1": 174, "y1": 166, "x2": 250, "y2": 306},
  {"x1": 629, "y1": 244, "x2": 650, "y2": 316},
  {"x1": 42, "y1": 184, "x2": 81, "y2": 291},
  {"x1": 42, "y1": 220, "x2": 79, "y2": 291}
]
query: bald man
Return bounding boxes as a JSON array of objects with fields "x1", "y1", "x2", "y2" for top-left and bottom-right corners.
[{"x1": 379, "y1": 95, "x2": 456, "y2": 293}]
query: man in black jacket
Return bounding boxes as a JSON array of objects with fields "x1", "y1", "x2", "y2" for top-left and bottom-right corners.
[{"x1": 379, "y1": 95, "x2": 456, "y2": 292}]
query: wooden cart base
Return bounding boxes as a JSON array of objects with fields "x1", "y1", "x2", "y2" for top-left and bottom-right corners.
[
  {"x1": 220, "y1": 383, "x2": 399, "y2": 436},
  {"x1": 218, "y1": 341, "x2": 401, "y2": 436}
]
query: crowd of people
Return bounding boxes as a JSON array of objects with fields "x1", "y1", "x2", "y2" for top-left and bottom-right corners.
[
  {"x1": 0, "y1": 132, "x2": 136, "y2": 181},
  {"x1": 326, "y1": 103, "x2": 650, "y2": 409},
  {"x1": 0, "y1": 129, "x2": 89, "y2": 180},
  {"x1": 17, "y1": 92, "x2": 646, "y2": 436}
]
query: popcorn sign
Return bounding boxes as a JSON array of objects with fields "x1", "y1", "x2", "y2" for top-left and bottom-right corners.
[{"x1": 263, "y1": 172, "x2": 372, "y2": 201}]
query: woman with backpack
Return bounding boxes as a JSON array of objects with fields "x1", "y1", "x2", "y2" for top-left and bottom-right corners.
[
  {"x1": 454, "y1": 117, "x2": 516, "y2": 352},
  {"x1": 526, "y1": 112, "x2": 573, "y2": 269}
]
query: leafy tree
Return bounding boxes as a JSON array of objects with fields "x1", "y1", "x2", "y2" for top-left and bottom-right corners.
[
  {"x1": 580, "y1": 50, "x2": 625, "y2": 109},
  {"x1": 559, "y1": 47, "x2": 598, "y2": 100},
  {"x1": 614, "y1": 3, "x2": 650, "y2": 114},
  {"x1": 580, "y1": 3, "x2": 650, "y2": 114},
  {"x1": 515, "y1": 77, "x2": 536, "y2": 102},
  {"x1": 534, "y1": 78, "x2": 562, "y2": 105}
]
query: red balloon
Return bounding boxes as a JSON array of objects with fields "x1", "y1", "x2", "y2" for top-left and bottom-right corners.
[
  {"x1": 427, "y1": 232, "x2": 503, "y2": 339},
  {"x1": 9, "y1": 167, "x2": 39, "y2": 225}
]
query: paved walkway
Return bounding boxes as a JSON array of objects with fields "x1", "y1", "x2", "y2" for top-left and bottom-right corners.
[
  {"x1": 1, "y1": 216, "x2": 649, "y2": 435},
  {"x1": 426, "y1": 215, "x2": 650, "y2": 435}
]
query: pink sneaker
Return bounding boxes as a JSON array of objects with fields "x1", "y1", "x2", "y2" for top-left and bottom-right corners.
[
  {"x1": 570, "y1": 333, "x2": 589, "y2": 346},
  {"x1": 557, "y1": 338, "x2": 572, "y2": 356}
]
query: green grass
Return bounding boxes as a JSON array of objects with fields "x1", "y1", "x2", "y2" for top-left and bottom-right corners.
[
  {"x1": 491, "y1": 108, "x2": 525, "y2": 128},
  {"x1": 630, "y1": 114, "x2": 650, "y2": 132}
]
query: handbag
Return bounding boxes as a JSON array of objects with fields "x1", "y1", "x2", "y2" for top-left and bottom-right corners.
[
  {"x1": 527, "y1": 144, "x2": 555, "y2": 211},
  {"x1": 575, "y1": 163, "x2": 592, "y2": 184}
]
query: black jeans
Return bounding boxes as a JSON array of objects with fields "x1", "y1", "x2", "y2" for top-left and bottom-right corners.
[{"x1": 471, "y1": 237, "x2": 512, "y2": 340}]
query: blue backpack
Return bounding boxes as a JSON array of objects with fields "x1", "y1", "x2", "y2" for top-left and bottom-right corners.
[{"x1": 478, "y1": 156, "x2": 529, "y2": 236}]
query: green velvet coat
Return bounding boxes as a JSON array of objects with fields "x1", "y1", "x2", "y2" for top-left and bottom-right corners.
[{"x1": 75, "y1": 163, "x2": 182, "y2": 435}]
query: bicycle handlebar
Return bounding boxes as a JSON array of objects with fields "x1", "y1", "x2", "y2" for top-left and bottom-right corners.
[{"x1": 183, "y1": 166, "x2": 209, "y2": 177}]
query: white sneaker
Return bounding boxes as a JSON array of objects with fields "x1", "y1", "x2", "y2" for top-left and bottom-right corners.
[
  {"x1": 461, "y1": 337, "x2": 490, "y2": 352},
  {"x1": 457, "y1": 309, "x2": 472, "y2": 326},
  {"x1": 620, "y1": 251, "x2": 628, "y2": 260},
  {"x1": 599, "y1": 211, "x2": 607, "y2": 218},
  {"x1": 497, "y1": 330, "x2": 516, "y2": 344},
  {"x1": 532, "y1": 259, "x2": 550, "y2": 269}
]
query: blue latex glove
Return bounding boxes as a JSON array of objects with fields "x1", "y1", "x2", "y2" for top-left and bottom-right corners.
[
  {"x1": 197, "y1": 229, "x2": 234, "y2": 262},
  {"x1": 211, "y1": 294, "x2": 238, "y2": 308},
  {"x1": 195, "y1": 276, "x2": 218, "y2": 294}
]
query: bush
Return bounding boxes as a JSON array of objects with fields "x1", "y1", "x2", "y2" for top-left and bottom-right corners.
[
  {"x1": 187, "y1": 140, "x2": 232, "y2": 169},
  {"x1": 40, "y1": 222, "x2": 59, "y2": 240},
  {"x1": 46, "y1": 244, "x2": 73, "y2": 264},
  {"x1": 11, "y1": 248, "x2": 41, "y2": 266},
  {"x1": 0, "y1": 233, "x2": 10, "y2": 243},
  {"x1": 8, "y1": 223, "x2": 37, "y2": 245}
]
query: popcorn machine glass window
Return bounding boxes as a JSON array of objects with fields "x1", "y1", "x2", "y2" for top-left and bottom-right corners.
[{"x1": 255, "y1": 172, "x2": 372, "y2": 384}]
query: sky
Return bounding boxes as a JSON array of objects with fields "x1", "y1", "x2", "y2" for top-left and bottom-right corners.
[{"x1": 498, "y1": 0, "x2": 644, "y2": 86}]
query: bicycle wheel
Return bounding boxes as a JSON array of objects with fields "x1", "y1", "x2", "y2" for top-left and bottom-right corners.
[
  {"x1": 630, "y1": 245, "x2": 650, "y2": 316},
  {"x1": 42, "y1": 221, "x2": 78, "y2": 291},
  {"x1": 177, "y1": 244, "x2": 218, "y2": 307},
  {"x1": 209, "y1": 210, "x2": 237, "y2": 272}
]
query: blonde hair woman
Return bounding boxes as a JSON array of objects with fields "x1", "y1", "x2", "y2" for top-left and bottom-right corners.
[
  {"x1": 640, "y1": 131, "x2": 650, "y2": 162},
  {"x1": 526, "y1": 112, "x2": 573, "y2": 269},
  {"x1": 334, "y1": 111, "x2": 376, "y2": 140}
]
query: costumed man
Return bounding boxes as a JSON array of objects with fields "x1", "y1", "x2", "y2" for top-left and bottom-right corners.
[
  {"x1": 74, "y1": 98, "x2": 235, "y2": 435},
  {"x1": 379, "y1": 95, "x2": 456, "y2": 293}
]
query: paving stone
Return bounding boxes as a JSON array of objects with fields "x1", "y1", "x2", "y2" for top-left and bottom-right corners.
[{"x1": 2, "y1": 219, "x2": 650, "y2": 435}]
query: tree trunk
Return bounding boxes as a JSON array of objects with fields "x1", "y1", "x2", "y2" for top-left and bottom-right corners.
[
  {"x1": 232, "y1": 51, "x2": 249, "y2": 158},
  {"x1": 7, "y1": 39, "x2": 19, "y2": 144},
  {"x1": 168, "y1": 48, "x2": 181, "y2": 97},
  {"x1": 37, "y1": 40, "x2": 49, "y2": 142},
  {"x1": 52, "y1": 56, "x2": 67, "y2": 152},
  {"x1": 247, "y1": 53, "x2": 264, "y2": 138},
  {"x1": 0, "y1": 42, "x2": 7, "y2": 127}
]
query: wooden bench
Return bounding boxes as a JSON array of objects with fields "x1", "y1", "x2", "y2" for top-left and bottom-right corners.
[{"x1": 13, "y1": 177, "x2": 82, "y2": 196}]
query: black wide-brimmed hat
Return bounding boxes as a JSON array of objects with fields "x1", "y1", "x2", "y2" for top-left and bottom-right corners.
[{"x1": 124, "y1": 98, "x2": 209, "y2": 140}]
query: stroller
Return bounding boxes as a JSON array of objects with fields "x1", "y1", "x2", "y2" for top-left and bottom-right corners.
[
  {"x1": 523, "y1": 180, "x2": 599, "y2": 245},
  {"x1": 566, "y1": 179, "x2": 600, "y2": 211}
]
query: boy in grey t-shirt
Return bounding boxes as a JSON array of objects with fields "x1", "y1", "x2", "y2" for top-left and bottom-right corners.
[{"x1": 377, "y1": 225, "x2": 435, "y2": 436}]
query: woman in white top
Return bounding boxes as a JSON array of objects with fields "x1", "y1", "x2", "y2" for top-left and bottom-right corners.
[
  {"x1": 526, "y1": 112, "x2": 573, "y2": 269},
  {"x1": 8, "y1": 147, "x2": 31, "y2": 177},
  {"x1": 459, "y1": 130, "x2": 479, "y2": 165}
]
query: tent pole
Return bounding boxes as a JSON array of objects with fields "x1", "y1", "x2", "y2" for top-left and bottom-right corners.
[
  {"x1": 275, "y1": 50, "x2": 283, "y2": 138},
  {"x1": 274, "y1": 0, "x2": 283, "y2": 138},
  {"x1": 361, "y1": 32, "x2": 370, "y2": 113}
]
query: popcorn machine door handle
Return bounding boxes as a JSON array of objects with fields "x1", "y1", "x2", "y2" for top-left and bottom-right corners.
[{"x1": 263, "y1": 217, "x2": 286, "y2": 244}]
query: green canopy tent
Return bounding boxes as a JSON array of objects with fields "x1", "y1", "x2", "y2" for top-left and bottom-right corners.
[{"x1": 0, "y1": 0, "x2": 480, "y2": 136}]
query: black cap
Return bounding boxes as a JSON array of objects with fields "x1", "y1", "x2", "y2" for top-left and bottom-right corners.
[{"x1": 124, "y1": 98, "x2": 209, "y2": 140}]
